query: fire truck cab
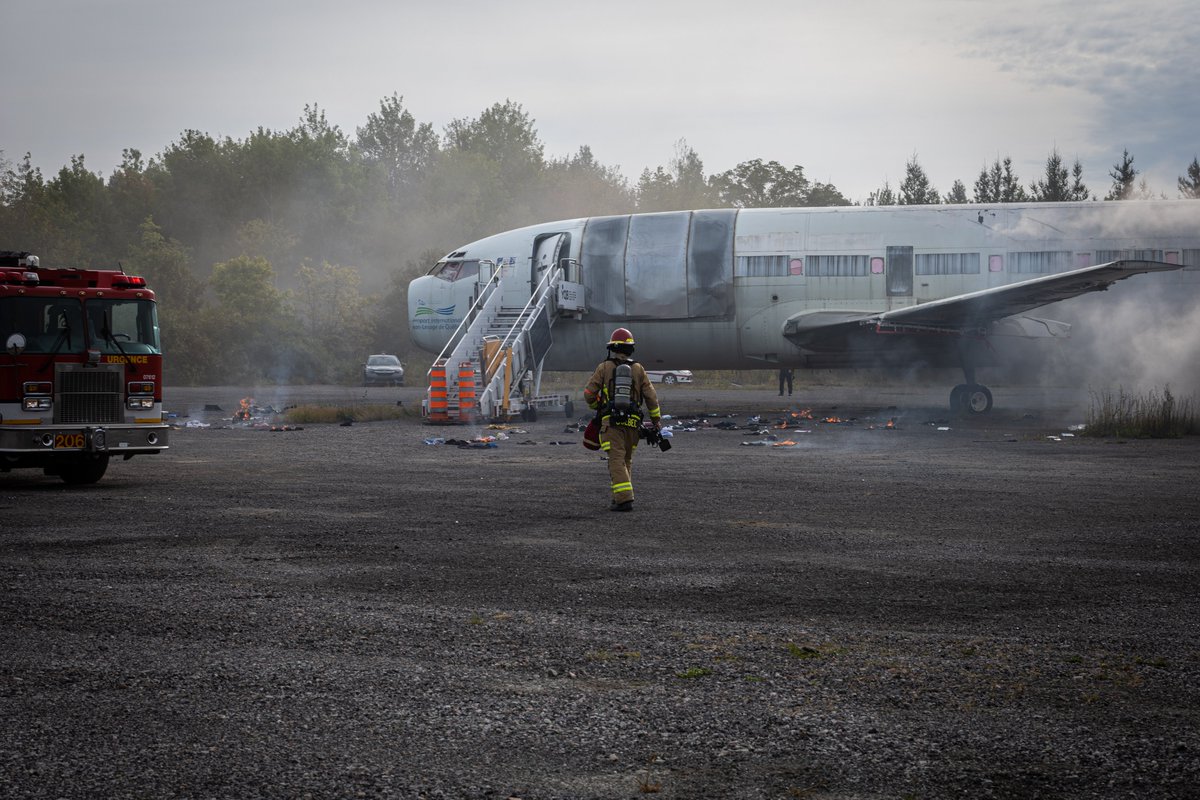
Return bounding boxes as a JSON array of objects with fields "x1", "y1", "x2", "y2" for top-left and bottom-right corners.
[{"x1": 1, "y1": 251, "x2": 169, "y2": 484}]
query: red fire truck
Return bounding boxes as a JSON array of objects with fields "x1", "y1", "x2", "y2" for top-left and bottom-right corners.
[{"x1": 1, "y1": 251, "x2": 169, "y2": 484}]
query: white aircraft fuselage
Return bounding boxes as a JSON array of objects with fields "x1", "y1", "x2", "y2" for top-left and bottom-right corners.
[{"x1": 409, "y1": 202, "x2": 1200, "y2": 377}]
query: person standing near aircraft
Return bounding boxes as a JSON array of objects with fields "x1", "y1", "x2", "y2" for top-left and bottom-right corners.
[
  {"x1": 584, "y1": 328, "x2": 661, "y2": 512},
  {"x1": 778, "y1": 368, "x2": 794, "y2": 396}
]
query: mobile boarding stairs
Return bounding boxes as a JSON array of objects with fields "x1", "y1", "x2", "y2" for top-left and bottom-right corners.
[{"x1": 423, "y1": 261, "x2": 586, "y2": 423}]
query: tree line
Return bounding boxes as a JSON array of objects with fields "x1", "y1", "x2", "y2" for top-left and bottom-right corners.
[
  {"x1": 2, "y1": 95, "x2": 1198, "y2": 385},
  {"x1": 870, "y1": 148, "x2": 1200, "y2": 206}
]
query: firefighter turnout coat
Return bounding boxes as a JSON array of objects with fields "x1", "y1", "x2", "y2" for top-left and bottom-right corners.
[{"x1": 584, "y1": 356, "x2": 661, "y2": 504}]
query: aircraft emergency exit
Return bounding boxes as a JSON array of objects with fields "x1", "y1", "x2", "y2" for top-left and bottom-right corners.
[{"x1": 409, "y1": 201, "x2": 1200, "y2": 417}]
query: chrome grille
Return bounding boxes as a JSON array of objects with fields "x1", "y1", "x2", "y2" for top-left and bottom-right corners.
[{"x1": 54, "y1": 365, "x2": 123, "y2": 424}]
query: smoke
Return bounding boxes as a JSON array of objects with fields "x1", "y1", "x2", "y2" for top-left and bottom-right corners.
[
  {"x1": 976, "y1": 202, "x2": 1200, "y2": 406},
  {"x1": 1025, "y1": 270, "x2": 1200, "y2": 402}
]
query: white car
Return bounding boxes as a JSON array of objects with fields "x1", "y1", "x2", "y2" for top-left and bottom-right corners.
[
  {"x1": 645, "y1": 369, "x2": 693, "y2": 385},
  {"x1": 363, "y1": 354, "x2": 405, "y2": 386}
]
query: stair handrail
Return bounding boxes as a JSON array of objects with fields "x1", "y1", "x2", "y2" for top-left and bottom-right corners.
[
  {"x1": 427, "y1": 262, "x2": 501, "y2": 379},
  {"x1": 476, "y1": 266, "x2": 564, "y2": 417},
  {"x1": 482, "y1": 265, "x2": 562, "y2": 379}
]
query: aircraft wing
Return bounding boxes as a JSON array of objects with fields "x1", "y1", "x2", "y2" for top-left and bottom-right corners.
[
  {"x1": 782, "y1": 260, "x2": 1183, "y2": 350},
  {"x1": 867, "y1": 259, "x2": 1182, "y2": 332}
]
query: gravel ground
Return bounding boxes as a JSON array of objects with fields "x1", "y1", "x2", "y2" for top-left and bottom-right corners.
[{"x1": 2, "y1": 382, "x2": 1199, "y2": 799}]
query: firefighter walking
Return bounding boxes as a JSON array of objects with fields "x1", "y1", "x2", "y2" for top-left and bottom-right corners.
[{"x1": 584, "y1": 328, "x2": 661, "y2": 512}]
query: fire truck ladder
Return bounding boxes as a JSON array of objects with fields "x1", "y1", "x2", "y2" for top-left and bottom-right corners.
[{"x1": 424, "y1": 261, "x2": 584, "y2": 423}]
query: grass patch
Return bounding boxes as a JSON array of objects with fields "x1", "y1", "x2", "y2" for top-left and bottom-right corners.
[
  {"x1": 675, "y1": 666, "x2": 712, "y2": 680},
  {"x1": 283, "y1": 403, "x2": 411, "y2": 424},
  {"x1": 1135, "y1": 655, "x2": 1172, "y2": 669},
  {"x1": 785, "y1": 643, "x2": 822, "y2": 659},
  {"x1": 1083, "y1": 386, "x2": 1199, "y2": 438}
]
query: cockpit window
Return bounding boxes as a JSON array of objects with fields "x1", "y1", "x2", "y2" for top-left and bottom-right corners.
[{"x1": 430, "y1": 260, "x2": 480, "y2": 282}]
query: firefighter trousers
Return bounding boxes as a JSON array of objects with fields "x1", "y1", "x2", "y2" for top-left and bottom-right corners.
[{"x1": 601, "y1": 421, "x2": 640, "y2": 503}]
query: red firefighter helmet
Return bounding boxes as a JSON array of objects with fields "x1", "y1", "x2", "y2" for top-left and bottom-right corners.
[{"x1": 608, "y1": 327, "x2": 635, "y2": 346}]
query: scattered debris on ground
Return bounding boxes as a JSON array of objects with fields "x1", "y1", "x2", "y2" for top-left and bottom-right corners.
[{"x1": 424, "y1": 436, "x2": 499, "y2": 448}]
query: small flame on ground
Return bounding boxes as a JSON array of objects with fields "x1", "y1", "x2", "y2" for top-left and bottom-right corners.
[{"x1": 235, "y1": 396, "x2": 254, "y2": 422}]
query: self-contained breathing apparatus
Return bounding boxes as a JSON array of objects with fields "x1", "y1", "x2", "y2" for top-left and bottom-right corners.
[{"x1": 609, "y1": 361, "x2": 637, "y2": 426}]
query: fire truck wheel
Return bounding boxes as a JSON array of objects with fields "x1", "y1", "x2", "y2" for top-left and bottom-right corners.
[{"x1": 58, "y1": 455, "x2": 110, "y2": 485}]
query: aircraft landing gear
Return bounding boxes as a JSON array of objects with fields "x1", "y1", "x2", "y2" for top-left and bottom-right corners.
[
  {"x1": 950, "y1": 365, "x2": 993, "y2": 415},
  {"x1": 950, "y1": 383, "x2": 993, "y2": 415}
]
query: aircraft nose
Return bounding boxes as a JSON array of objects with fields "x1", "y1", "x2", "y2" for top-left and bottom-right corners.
[{"x1": 408, "y1": 274, "x2": 464, "y2": 354}]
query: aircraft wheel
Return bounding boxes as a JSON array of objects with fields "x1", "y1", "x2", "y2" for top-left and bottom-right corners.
[
  {"x1": 949, "y1": 384, "x2": 968, "y2": 413},
  {"x1": 963, "y1": 384, "x2": 993, "y2": 414}
]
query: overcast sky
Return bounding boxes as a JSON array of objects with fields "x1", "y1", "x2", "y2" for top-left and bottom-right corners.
[{"x1": 3, "y1": 0, "x2": 1197, "y2": 205}]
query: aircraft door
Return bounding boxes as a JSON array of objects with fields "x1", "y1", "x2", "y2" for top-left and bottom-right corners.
[
  {"x1": 504, "y1": 233, "x2": 567, "y2": 308},
  {"x1": 499, "y1": 252, "x2": 531, "y2": 308},
  {"x1": 886, "y1": 245, "x2": 913, "y2": 297},
  {"x1": 534, "y1": 234, "x2": 567, "y2": 285}
]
